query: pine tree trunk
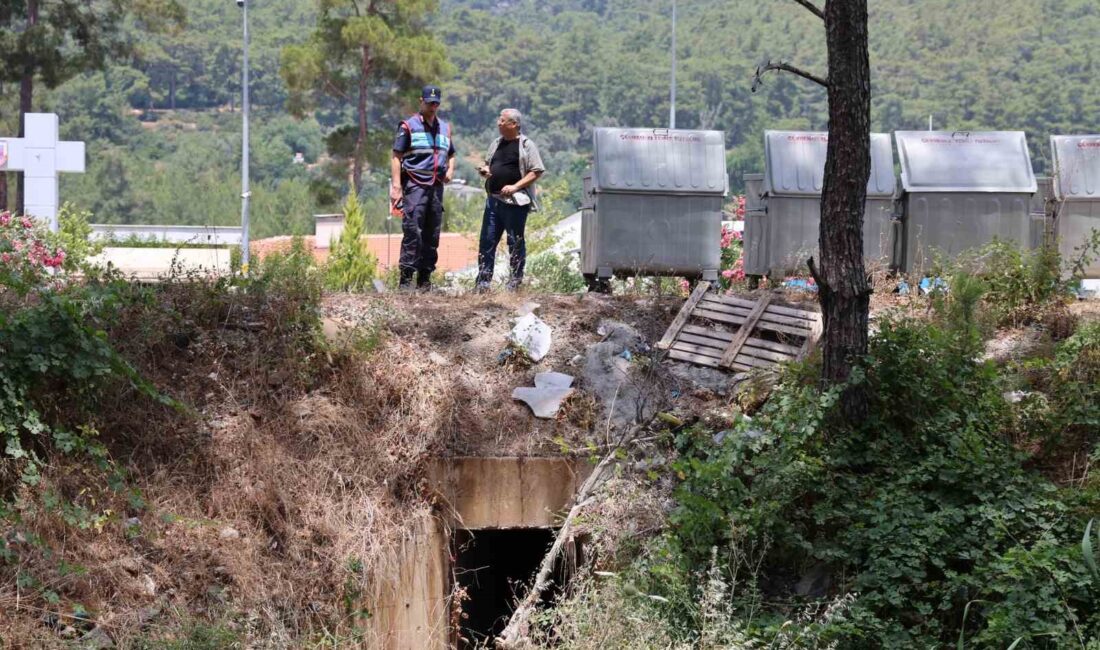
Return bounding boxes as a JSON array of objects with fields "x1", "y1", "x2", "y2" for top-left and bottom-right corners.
[
  {"x1": 0, "y1": 6, "x2": 9, "y2": 211},
  {"x1": 352, "y1": 46, "x2": 371, "y2": 197},
  {"x1": 16, "y1": 0, "x2": 38, "y2": 216},
  {"x1": 814, "y1": 0, "x2": 872, "y2": 419}
]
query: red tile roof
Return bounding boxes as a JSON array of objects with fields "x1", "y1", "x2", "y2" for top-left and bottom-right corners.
[{"x1": 251, "y1": 233, "x2": 480, "y2": 273}]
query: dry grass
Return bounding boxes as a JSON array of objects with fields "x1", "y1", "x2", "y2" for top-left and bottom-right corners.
[
  {"x1": 12, "y1": 273, "x2": 1053, "y2": 646},
  {"x1": 0, "y1": 281, "x2": 685, "y2": 646}
]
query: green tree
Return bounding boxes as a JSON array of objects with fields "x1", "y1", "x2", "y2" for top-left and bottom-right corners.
[
  {"x1": 0, "y1": 0, "x2": 184, "y2": 210},
  {"x1": 753, "y1": 0, "x2": 873, "y2": 417},
  {"x1": 325, "y1": 194, "x2": 377, "y2": 291},
  {"x1": 281, "y1": 0, "x2": 452, "y2": 196}
]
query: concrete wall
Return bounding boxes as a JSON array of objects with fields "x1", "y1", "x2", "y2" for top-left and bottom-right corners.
[
  {"x1": 429, "y1": 457, "x2": 591, "y2": 529},
  {"x1": 367, "y1": 512, "x2": 450, "y2": 649},
  {"x1": 86, "y1": 247, "x2": 232, "y2": 280},
  {"x1": 90, "y1": 224, "x2": 242, "y2": 246},
  {"x1": 365, "y1": 457, "x2": 589, "y2": 649}
]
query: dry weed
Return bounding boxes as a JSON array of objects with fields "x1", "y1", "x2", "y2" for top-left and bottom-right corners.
[{"x1": 2, "y1": 282, "x2": 689, "y2": 646}]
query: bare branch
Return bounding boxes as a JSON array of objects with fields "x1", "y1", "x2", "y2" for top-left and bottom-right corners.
[
  {"x1": 752, "y1": 60, "x2": 828, "y2": 92},
  {"x1": 807, "y1": 256, "x2": 827, "y2": 293},
  {"x1": 792, "y1": 0, "x2": 825, "y2": 20}
]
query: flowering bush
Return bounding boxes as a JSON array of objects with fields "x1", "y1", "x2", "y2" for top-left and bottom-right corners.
[
  {"x1": 717, "y1": 195, "x2": 747, "y2": 291},
  {"x1": 0, "y1": 211, "x2": 67, "y2": 294}
]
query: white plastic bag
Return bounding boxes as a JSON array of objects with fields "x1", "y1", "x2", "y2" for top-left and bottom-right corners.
[{"x1": 508, "y1": 313, "x2": 552, "y2": 362}]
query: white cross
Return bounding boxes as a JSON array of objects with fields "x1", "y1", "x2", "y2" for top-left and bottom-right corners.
[{"x1": 0, "y1": 113, "x2": 86, "y2": 231}]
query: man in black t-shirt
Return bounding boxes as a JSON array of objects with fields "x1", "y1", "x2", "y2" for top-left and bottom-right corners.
[{"x1": 475, "y1": 109, "x2": 545, "y2": 292}]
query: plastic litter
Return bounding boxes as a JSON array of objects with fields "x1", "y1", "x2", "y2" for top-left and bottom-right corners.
[
  {"x1": 919, "y1": 277, "x2": 949, "y2": 295},
  {"x1": 784, "y1": 277, "x2": 817, "y2": 292},
  {"x1": 534, "y1": 371, "x2": 574, "y2": 389},
  {"x1": 508, "y1": 313, "x2": 552, "y2": 362},
  {"x1": 513, "y1": 372, "x2": 576, "y2": 419}
]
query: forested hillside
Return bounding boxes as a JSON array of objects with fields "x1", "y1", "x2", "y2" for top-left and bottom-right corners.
[{"x1": 5, "y1": 0, "x2": 1099, "y2": 234}]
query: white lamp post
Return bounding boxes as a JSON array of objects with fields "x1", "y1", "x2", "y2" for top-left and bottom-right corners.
[
  {"x1": 236, "y1": 0, "x2": 252, "y2": 273},
  {"x1": 669, "y1": 0, "x2": 676, "y2": 129}
]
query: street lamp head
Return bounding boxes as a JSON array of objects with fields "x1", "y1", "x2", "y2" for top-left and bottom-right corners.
[{"x1": 235, "y1": 0, "x2": 245, "y2": 8}]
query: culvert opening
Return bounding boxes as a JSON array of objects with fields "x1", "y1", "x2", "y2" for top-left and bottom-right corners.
[{"x1": 453, "y1": 528, "x2": 577, "y2": 648}]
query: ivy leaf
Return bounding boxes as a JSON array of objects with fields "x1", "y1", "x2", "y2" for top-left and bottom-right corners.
[{"x1": 1083, "y1": 519, "x2": 1100, "y2": 585}]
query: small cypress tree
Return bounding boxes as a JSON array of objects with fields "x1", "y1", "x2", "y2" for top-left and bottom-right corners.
[{"x1": 324, "y1": 195, "x2": 377, "y2": 292}]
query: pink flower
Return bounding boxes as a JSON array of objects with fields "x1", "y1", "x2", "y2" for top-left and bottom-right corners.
[
  {"x1": 43, "y1": 250, "x2": 67, "y2": 268},
  {"x1": 679, "y1": 279, "x2": 691, "y2": 294},
  {"x1": 720, "y1": 226, "x2": 735, "y2": 249},
  {"x1": 19, "y1": 216, "x2": 33, "y2": 229},
  {"x1": 1, "y1": 252, "x2": 10, "y2": 264},
  {"x1": 0, "y1": 211, "x2": 10, "y2": 226},
  {"x1": 731, "y1": 257, "x2": 745, "y2": 280}
]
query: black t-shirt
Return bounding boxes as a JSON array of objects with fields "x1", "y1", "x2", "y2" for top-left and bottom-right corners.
[{"x1": 488, "y1": 139, "x2": 522, "y2": 194}]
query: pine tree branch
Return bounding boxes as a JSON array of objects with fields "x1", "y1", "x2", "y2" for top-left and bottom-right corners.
[
  {"x1": 791, "y1": 0, "x2": 825, "y2": 21},
  {"x1": 807, "y1": 256, "x2": 827, "y2": 293},
  {"x1": 495, "y1": 420, "x2": 653, "y2": 648},
  {"x1": 752, "y1": 60, "x2": 828, "y2": 92}
]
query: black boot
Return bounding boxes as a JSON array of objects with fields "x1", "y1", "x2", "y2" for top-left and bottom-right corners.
[
  {"x1": 398, "y1": 268, "x2": 416, "y2": 292},
  {"x1": 417, "y1": 271, "x2": 432, "y2": 292}
]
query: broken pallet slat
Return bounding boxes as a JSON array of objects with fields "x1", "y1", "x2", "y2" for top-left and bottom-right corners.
[
  {"x1": 739, "y1": 343, "x2": 797, "y2": 363},
  {"x1": 734, "y1": 353, "x2": 778, "y2": 370},
  {"x1": 754, "y1": 319, "x2": 815, "y2": 339},
  {"x1": 693, "y1": 307, "x2": 810, "y2": 338},
  {"x1": 710, "y1": 294, "x2": 819, "y2": 321},
  {"x1": 719, "y1": 294, "x2": 773, "y2": 368},
  {"x1": 657, "y1": 281, "x2": 711, "y2": 350},
  {"x1": 796, "y1": 316, "x2": 825, "y2": 362},
  {"x1": 668, "y1": 348, "x2": 724, "y2": 368},
  {"x1": 671, "y1": 340, "x2": 724, "y2": 360},
  {"x1": 677, "y1": 332, "x2": 728, "y2": 351},
  {"x1": 680, "y1": 325, "x2": 803, "y2": 356},
  {"x1": 699, "y1": 296, "x2": 815, "y2": 331},
  {"x1": 661, "y1": 288, "x2": 823, "y2": 373}
]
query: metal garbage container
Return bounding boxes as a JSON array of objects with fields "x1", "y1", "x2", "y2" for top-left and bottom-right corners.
[
  {"x1": 742, "y1": 173, "x2": 767, "y2": 276},
  {"x1": 895, "y1": 130, "x2": 1038, "y2": 274},
  {"x1": 1031, "y1": 176, "x2": 1054, "y2": 252},
  {"x1": 742, "y1": 131, "x2": 897, "y2": 278},
  {"x1": 582, "y1": 128, "x2": 726, "y2": 287},
  {"x1": 1050, "y1": 135, "x2": 1100, "y2": 278}
]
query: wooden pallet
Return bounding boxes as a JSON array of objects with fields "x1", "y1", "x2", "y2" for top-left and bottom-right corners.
[{"x1": 657, "y1": 282, "x2": 822, "y2": 372}]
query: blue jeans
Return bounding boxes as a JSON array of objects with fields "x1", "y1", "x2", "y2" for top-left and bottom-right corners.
[{"x1": 476, "y1": 197, "x2": 530, "y2": 286}]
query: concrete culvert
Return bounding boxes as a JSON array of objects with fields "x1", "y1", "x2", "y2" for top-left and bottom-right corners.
[{"x1": 452, "y1": 528, "x2": 578, "y2": 648}]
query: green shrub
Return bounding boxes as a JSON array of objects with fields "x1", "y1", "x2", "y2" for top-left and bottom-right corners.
[
  {"x1": 49, "y1": 203, "x2": 105, "y2": 272},
  {"x1": 1, "y1": 215, "x2": 166, "y2": 505},
  {"x1": 132, "y1": 619, "x2": 241, "y2": 649},
  {"x1": 931, "y1": 271, "x2": 989, "y2": 345},
  {"x1": 524, "y1": 250, "x2": 585, "y2": 294},
  {"x1": 324, "y1": 195, "x2": 378, "y2": 292},
  {"x1": 249, "y1": 235, "x2": 323, "y2": 337},
  {"x1": 643, "y1": 318, "x2": 1098, "y2": 648},
  {"x1": 1011, "y1": 322, "x2": 1100, "y2": 461},
  {"x1": 949, "y1": 240, "x2": 1071, "y2": 327}
]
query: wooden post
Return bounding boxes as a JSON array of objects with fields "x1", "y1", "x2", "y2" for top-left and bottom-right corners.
[
  {"x1": 657, "y1": 281, "x2": 711, "y2": 350},
  {"x1": 719, "y1": 294, "x2": 772, "y2": 368}
]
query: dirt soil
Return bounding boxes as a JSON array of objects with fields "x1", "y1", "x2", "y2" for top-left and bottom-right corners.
[
  {"x1": 5, "y1": 280, "x2": 1095, "y2": 647},
  {"x1": 322, "y1": 291, "x2": 685, "y2": 456}
]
